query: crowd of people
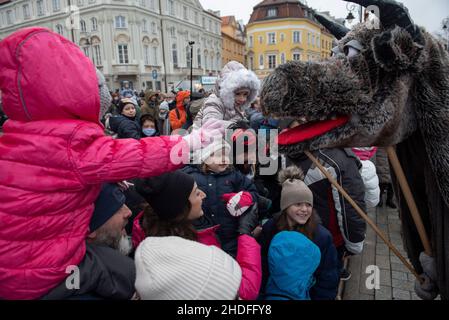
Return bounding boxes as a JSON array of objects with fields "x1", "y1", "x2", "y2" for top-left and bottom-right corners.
[{"x1": 0, "y1": 27, "x2": 398, "y2": 300}]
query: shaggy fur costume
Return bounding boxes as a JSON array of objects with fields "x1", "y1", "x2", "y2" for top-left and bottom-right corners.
[{"x1": 261, "y1": 0, "x2": 449, "y2": 299}]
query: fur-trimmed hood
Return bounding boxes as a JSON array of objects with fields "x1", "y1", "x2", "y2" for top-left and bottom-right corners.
[{"x1": 217, "y1": 61, "x2": 260, "y2": 111}]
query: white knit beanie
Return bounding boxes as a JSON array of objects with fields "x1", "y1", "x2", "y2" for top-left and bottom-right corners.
[
  {"x1": 193, "y1": 139, "x2": 231, "y2": 164},
  {"x1": 135, "y1": 236, "x2": 242, "y2": 300}
]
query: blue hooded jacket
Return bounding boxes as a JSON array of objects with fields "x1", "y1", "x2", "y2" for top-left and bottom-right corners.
[{"x1": 265, "y1": 231, "x2": 321, "y2": 300}]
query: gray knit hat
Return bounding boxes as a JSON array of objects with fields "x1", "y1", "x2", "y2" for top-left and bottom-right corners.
[{"x1": 279, "y1": 166, "x2": 314, "y2": 211}]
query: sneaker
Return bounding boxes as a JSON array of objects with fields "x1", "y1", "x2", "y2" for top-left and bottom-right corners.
[{"x1": 340, "y1": 268, "x2": 352, "y2": 281}]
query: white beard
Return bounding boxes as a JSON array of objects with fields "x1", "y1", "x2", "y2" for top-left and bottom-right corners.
[{"x1": 118, "y1": 235, "x2": 133, "y2": 256}]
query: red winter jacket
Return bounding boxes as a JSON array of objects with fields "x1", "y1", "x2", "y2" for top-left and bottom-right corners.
[
  {"x1": 0, "y1": 27, "x2": 188, "y2": 300},
  {"x1": 132, "y1": 212, "x2": 262, "y2": 300}
]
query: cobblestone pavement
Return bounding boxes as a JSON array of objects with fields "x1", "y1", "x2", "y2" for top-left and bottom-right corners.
[{"x1": 342, "y1": 204, "x2": 424, "y2": 300}]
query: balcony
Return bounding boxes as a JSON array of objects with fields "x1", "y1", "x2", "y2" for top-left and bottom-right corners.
[{"x1": 112, "y1": 64, "x2": 139, "y2": 75}]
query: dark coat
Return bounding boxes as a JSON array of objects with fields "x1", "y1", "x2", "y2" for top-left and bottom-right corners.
[
  {"x1": 287, "y1": 148, "x2": 367, "y2": 254},
  {"x1": 258, "y1": 217, "x2": 339, "y2": 300},
  {"x1": 181, "y1": 165, "x2": 259, "y2": 256},
  {"x1": 42, "y1": 244, "x2": 136, "y2": 300},
  {"x1": 374, "y1": 148, "x2": 391, "y2": 184},
  {"x1": 109, "y1": 115, "x2": 141, "y2": 140}
]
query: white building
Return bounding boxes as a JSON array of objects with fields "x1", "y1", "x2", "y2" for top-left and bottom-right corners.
[{"x1": 0, "y1": 0, "x2": 222, "y2": 92}]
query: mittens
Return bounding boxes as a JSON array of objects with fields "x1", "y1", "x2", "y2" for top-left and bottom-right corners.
[
  {"x1": 182, "y1": 119, "x2": 226, "y2": 152},
  {"x1": 222, "y1": 191, "x2": 254, "y2": 217}
]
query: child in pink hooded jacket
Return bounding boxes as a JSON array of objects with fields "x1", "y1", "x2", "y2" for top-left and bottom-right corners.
[{"x1": 0, "y1": 27, "x2": 223, "y2": 299}]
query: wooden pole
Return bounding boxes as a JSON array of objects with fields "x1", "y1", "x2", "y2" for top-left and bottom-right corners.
[
  {"x1": 304, "y1": 150, "x2": 422, "y2": 282},
  {"x1": 385, "y1": 146, "x2": 433, "y2": 256}
]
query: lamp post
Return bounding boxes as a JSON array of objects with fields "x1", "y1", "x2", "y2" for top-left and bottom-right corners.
[
  {"x1": 188, "y1": 41, "x2": 195, "y2": 93},
  {"x1": 345, "y1": 2, "x2": 363, "y2": 25}
]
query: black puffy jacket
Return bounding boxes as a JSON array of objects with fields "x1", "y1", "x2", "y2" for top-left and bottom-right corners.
[{"x1": 109, "y1": 115, "x2": 141, "y2": 140}]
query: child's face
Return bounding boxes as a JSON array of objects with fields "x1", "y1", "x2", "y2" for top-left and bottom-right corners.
[
  {"x1": 205, "y1": 148, "x2": 230, "y2": 173},
  {"x1": 234, "y1": 89, "x2": 250, "y2": 107},
  {"x1": 122, "y1": 104, "x2": 136, "y2": 117},
  {"x1": 286, "y1": 203, "x2": 313, "y2": 226},
  {"x1": 142, "y1": 120, "x2": 155, "y2": 129},
  {"x1": 188, "y1": 183, "x2": 206, "y2": 220},
  {"x1": 183, "y1": 97, "x2": 191, "y2": 105}
]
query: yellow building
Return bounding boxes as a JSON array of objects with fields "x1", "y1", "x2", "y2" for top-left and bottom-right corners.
[
  {"x1": 246, "y1": 0, "x2": 334, "y2": 79},
  {"x1": 221, "y1": 16, "x2": 246, "y2": 67}
]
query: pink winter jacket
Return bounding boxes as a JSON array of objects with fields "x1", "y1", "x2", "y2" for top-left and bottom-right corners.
[
  {"x1": 132, "y1": 212, "x2": 262, "y2": 300},
  {"x1": 0, "y1": 27, "x2": 188, "y2": 300}
]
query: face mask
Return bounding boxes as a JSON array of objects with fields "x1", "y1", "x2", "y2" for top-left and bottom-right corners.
[{"x1": 142, "y1": 128, "x2": 156, "y2": 137}]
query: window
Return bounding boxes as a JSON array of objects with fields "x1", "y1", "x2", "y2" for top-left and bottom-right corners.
[
  {"x1": 115, "y1": 16, "x2": 126, "y2": 29},
  {"x1": 6, "y1": 10, "x2": 13, "y2": 25},
  {"x1": 280, "y1": 33, "x2": 285, "y2": 42},
  {"x1": 317, "y1": 36, "x2": 320, "y2": 48},
  {"x1": 208, "y1": 20, "x2": 212, "y2": 32},
  {"x1": 259, "y1": 36, "x2": 263, "y2": 44},
  {"x1": 172, "y1": 43, "x2": 178, "y2": 67},
  {"x1": 249, "y1": 56, "x2": 254, "y2": 70},
  {"x1": 93, "y1": 45, "x2": 101, "y2": 66},
  {"x1": 152, "y1": 46, "x2": 158, "y2": 65},
  {"x1": 56, "y1": 24, "x2": 64, "y2": 35},
  {"x1": 293, "y1": 31, "x2": 301, "y2": 43},
  {"x1": 52, "y1": 0, "x2": 60, "y2": 12},
  {"x1": 183, "y1": 6, "x2": 188, "y2": 20},
  {"x1": 268, "y1": 54, "x2": 276, "y2": 69},
  {"x1": 151, "y1": 22, "x2": 157, "y2": 34},
  {"x1": 293, "y1": 53, "x2": 301, "y2": 61},
  {"x1": 197, "y1": 48, "x2": 201, "y2": 68},
  {"x1": 143, "y1": 19, "x2": 148, "y2": 32},
  {"x1": 216, "y1": 55, "x2": 220, "y2": 70},
  {"x1": 83, "y1": 47, "x2": 90, "y2": 57},
  {"x1": 80, "y1": 20, "x2": 87, "y2": 32},
  {"x1": 169, "y1": 27, "x2": 175, "y2": 37},
  {"x1": 168, "y1": 0, "x2": 175, "y2": 16},
  {"x1": 248, "y1": 36, "x2": 253, "y2": 48},
  {"x1": 37, "y1": 0, "x2": 44, "y2": 16},
  {"x1": 312, "y1": 35, "x2": 315, "y2": 47},
  {"x1": 78, "y1": 0, "x2": 84, "y2": 5},
  {"x1": 202, "y1": 17, "x2": 205, "y2": 28},
  {"x1": 195, "y1": 12, "x2": 199, "y2": 24},
  {"x1": 118, "y1": 44, "x2": 129, "y2": 64},
  {"x1": 91, "y1": 18, "x2": 98, "y2": 32},
  {"x1": 259, "y1": 54, "x2": 264, "y2": 68},
  {"x1": 204, "y1": 54, "x2": 208, "y2": 70},
  {"x1": 267, "y1": 8, "x2": 277, "y2": 17},
  {"x1": 149, "y1": 0, "x2": 155, "y2": 10},
  {"x1": 144, "y1": 45, "x2": 150, "y2": 65},
  {"x1": 23, "y1": 4, "x2": 31, "y2": 19},
  {"x1": 307, "y1": 33, "x2": 310, "y2": 45},
  {"x1": 280, "y1": 53, "x2": 285, "y2": 64},
  {"x1": 268, "y1": 33, "x2": 276, "y2": 45}
]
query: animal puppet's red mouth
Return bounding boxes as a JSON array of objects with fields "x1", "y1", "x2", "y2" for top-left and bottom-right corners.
[{"x1": 277, "y1": 116, "x2": 350, "y2": 146}]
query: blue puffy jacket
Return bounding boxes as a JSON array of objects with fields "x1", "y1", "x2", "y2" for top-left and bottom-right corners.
[
  {"x1": 265, "y1": 231, "x2": 321, "y2": 300},
  {"x1": 181, "y1": 165, "x2": 259, "y2": 256},
  {"x1": 258, "y1": 217, "x2": 339, "y2": 300}
]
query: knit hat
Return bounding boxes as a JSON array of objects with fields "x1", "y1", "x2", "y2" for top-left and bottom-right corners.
[
  {"x1": 193, "y1": 139, "x2": 231, "y2": 164},
  {"x1": 90, "y1": 183, "x2": 126, "y2": 232},
  {"x1": 118, "y1": 97, "x2": 137, "y2": 114},
  {"x1": 266, "y1": 231, "x2": 321, "y2": 300},
  {"x1": 279, "y1": 166, "x2": 313, "y2": 211},
  {"x1": 135, "y1": 236, "x2": 242, "y2": 300},
  {"x1": 136, "y1": 172, "x2": 195, "y2": 221}
]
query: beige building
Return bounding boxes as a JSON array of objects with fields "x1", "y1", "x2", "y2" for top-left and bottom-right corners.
[
  {"x1": 221, "y1": 15, "x2": 245, "y2": 67},
  {"x1": 0, "y1": 0, "x2": 222, "y2": 92}
]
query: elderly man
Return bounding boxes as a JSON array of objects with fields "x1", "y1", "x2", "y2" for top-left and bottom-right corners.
[{"x1": 42, "y1": 184, "x2": 135, "y2": 300}]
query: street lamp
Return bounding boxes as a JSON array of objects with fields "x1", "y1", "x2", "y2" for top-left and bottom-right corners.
[
  {"x1": 345, "y1": 2, "x2": 363, "y2": 25},
  {"x1": 188, "y1": 41, "x2": 195, "y2": 93}
]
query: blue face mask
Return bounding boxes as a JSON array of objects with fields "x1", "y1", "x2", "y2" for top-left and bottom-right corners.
[{"x1": 142, "y1": 128, "x2": 156, "y2": 137}]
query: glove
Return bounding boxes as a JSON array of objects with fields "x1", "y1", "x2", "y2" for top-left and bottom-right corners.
[
  {"x1": 182, "y1": 119, "x2": 226, "y2": 152},
  {"x1": 222, "y1": 191, "x2": 254, "y2": 217},
  {"x1": 415, "y1": 273, "x2": 438, "y2": 300},
  {"x1": 237, "y1": 205, "x2": 259, "y2": 235},
  {"x1": 414, "y1": 252, "x2": 439, "y2": 300}
]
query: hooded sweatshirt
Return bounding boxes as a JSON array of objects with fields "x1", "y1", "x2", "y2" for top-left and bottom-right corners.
[
  {"x1": 193, "y1": 61, "x2": 260, "y2": 129},
  {"x1": 169, "y1": 90, "x2": 190, "y2": 130},
  {"x1": 0, "y1": 27, "x2": 188, "y2": 299}
]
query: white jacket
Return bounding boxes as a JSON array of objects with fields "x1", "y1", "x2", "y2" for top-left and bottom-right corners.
[{"x1": 360, "y1": 160, "x2": 380, "y2": 208}]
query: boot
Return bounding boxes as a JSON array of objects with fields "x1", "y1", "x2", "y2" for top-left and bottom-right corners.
[{"x1": 386, "y1": 183, "x2": 397, "y2": 209}]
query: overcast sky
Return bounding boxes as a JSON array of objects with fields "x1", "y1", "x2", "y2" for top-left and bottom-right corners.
[{"x1": 199, "y1": 0, "x2": 449, "y2": 34}]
